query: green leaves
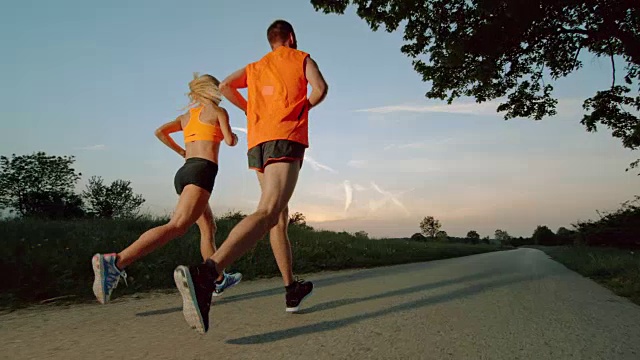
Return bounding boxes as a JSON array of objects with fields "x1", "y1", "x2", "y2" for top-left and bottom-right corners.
[
  {"x1": 82, "y1": 176, "x2": 145, "y2": 219},
  {"x1": 0, "y1": 152, "x2": 82, "y2": 217}
]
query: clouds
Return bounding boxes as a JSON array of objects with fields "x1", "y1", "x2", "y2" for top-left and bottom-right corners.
[
  {"x1": 75, "y1": 144, "x2": 106, "y2": 151},
  {"x1": 343, "y1": 180, "x2": 353, "y2": 212},
  {"x1": 304, "y1": 155, "x2": 338, "y2": 173},
  {"x1": 356, "y1": 101, "x2": 501, "y2": 115},
  {"x1": 355, "y1": 98, "x2": 585, "y2": 118}
]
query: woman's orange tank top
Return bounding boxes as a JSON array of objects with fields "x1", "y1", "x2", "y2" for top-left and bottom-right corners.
[{"x1": 183, "y1": 106, "x2": 224, "y2": 144}]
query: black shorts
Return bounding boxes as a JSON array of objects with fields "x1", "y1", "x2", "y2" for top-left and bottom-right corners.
[
  {"x1": 247, "y1": 140, "x2": 306, "y2": 173},
  {"x1": 174, "y1": 157, "x2": 219, "y2": 194}
]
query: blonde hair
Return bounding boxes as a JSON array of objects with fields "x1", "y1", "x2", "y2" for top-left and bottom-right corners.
[{"x1": 185, "y1": 73, "x2": 222, "y2": 108}]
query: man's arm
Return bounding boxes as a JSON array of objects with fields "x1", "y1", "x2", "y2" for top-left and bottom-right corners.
[
  {"x1": 220, "y1": 67, "x2": 248, "y2": 114},
  {"x1": 155, "y1": 116, "x2": 186, "y2": 158},
  {"x1": 305, "y1": 57, "x2": 328, "y2": 110},
  {"x1": 217, "y1": 108, "x2": 238, "y2": 147}
]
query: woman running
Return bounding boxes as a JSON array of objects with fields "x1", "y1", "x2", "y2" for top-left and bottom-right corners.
[{"x1": 92, "y1": 73, "x2": 242, "y2": 304}]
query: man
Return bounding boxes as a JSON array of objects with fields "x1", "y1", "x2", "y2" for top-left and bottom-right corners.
[{"x1": 173, "y1": 19, "x2": 328, "y2": 334}]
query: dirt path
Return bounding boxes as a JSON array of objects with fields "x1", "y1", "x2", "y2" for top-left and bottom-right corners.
[{"x1": 2, "y1": 248, "x2": 640, "y2": 359}]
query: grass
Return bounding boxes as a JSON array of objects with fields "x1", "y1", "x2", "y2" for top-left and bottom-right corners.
[
  {"x1": 531, "y1": 245, "x2": 640, "y2": 305},
  {"x1": 0, "y1": 217, "x2": 501, "y2": 310}
]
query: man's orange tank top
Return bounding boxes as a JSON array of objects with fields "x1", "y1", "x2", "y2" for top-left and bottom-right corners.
[{"x1": 245, "y1": 46, "x2": 310, "y2": 150}]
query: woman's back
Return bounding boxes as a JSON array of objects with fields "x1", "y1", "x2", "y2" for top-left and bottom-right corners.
[{"x1": 181, "y1": 103, "x2": 226, "y2": 164}]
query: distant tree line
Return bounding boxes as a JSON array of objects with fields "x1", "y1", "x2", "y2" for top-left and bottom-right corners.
[
  {"x1": 0, "y1": 152, "x2": 145, "y2": 220},
  {"x1": 413, "y1": 198, "x2": 640, "y2": 249}
]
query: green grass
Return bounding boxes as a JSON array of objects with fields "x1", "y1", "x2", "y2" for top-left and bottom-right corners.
[
  {"x1": 0, "y1": 217, "x2": 501, "y2": 309},
  {"x1": 531, "y1": 245, "x2": 640, "y2": 305}
]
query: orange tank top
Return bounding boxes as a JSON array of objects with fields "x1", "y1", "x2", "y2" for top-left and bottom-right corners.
[
  {"x1": 245, "y1": 46, "x2": 310, "y2": 149},
  {"x1": 183, "y1": 106, "x2": 224, "y2": 144}
]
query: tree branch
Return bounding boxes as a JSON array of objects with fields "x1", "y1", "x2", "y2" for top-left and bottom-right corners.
[{"x1": 609, "y1": 40, "x2": 616, "y2": 87}]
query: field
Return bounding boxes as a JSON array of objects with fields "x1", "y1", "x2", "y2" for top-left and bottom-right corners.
[
  {"x1": 531, "y1": 246, "x2": 640, "y2": 305},
  {"x1": 0, "y1": 217, "x2": 501, "y2": 309}
]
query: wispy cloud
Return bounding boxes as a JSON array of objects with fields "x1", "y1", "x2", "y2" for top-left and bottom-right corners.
[
  {"x1": 356, "y1": 101, "x2": 500, "y2": 115},
  {"x1": 353, "y1": 184, "x2": 367, "y2": 192},
  {"x1": 370, "y1": 181, "x2": 412, "y2": 216},
  {"x1": 384, "y1": 138, "x2": 456, "y2": 151},
  {"x1": 304, "y1": 155, "x2": 338, "y2": 173},
  {"x1": 347, "y1": 159, "x2": 368, "y2": 169},
  {"x1": 343, "y1": 180, "x2": 353, "y2": 212},
  {"x1": 75, "y1": 144, "x2": 106, "y2": 151},
  {"x1": 356, "y1": 98, "x2": 585, "y2": 118},
  {"x1": 232, "y1": 127, "x2": 247, "y2": 134}
]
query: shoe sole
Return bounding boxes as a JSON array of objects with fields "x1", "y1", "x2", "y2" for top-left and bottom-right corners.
[
  {"x1": 212, "y1": 274, "x2": 243, "y2": 298},
  {"x1": 174, "y1": 266, "x2": 206, "y2": 335},
  {"x1": 286, "y1": 288, "x2": 314, "y2": 313},
  {"x1": 91, "y1": 254, "x2": 106, "y2": 304}
]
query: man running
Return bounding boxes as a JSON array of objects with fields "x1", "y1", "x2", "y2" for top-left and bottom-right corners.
[{"x1": 173, "y1": 19, "x2": 328, "y2": 334}]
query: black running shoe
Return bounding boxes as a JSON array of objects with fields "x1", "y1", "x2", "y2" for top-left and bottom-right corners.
[
  {"x1": 174, "y1": 263, "x2": 216, "y2": 334},
  {"x1": 285, "y1": 278, "x2": 314, "y2": 313}
]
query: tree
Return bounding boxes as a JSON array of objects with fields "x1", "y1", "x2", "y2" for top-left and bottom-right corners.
[
  {"x1": 532, "y1": 225, "x2": 557, "y2": 245},
  {"x1": 556, "y1": 226, "x2": 577, "y2": 245},
  {"x1": 436, "y1": 230, "x2": 448, "y2": 241},
  {"x1": 0, "y1": 152, "x2": 83, "y2": 218},
  {"x1": 354, "y1": 230, "x2": 369, "y2": 239},
  {"x1": 82, "y1": 176, "x2": 145, "y2": 219},
  {"x1": 220, "y1": 210, "x2": 247, "y2": 225},
  {"x1": 411, "y1": 232, "x2": 426, "y2": 241},
  {"x1": 311, "y1": 0, "x2": 640, "y2": 172},
  {"x1": 289, "y1": 212, "x2": 307, "y2": 226},
  {"x1": 495, "y1": 229, "x2": 512, "y2": 245},
  {"x1": 420, "y1": 216, "x2": 442, "y2": 238},
  {"x1": 467, "y1": 230, "x2": 481, "y2": 244}
]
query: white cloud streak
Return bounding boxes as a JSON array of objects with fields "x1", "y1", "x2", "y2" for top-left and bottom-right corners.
[
  {"x1": 304, "y1": 155, "x2": 338, "y2": 173},
  {"x1": 370, "y1": 181, "x2": 412, "y2": 216},
  {"x1": 75, "y1": 144, "x2": 106, "y2": 151},
  {"x1": 356, "y1": 101, "x2": 500, "y2": 115},
  {"x1": 343, "y1": 180, "x2": 353, "y2": 212}
]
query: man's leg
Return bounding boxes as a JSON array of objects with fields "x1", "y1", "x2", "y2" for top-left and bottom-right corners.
[
  {"x1": 209, "y1": 161, "x2": 300, "y2": 270},
  {"x1": 174, "y1": 161, "x2": 302, "y2": 333},
  {"x1": 257, "y1": 171, "x2": 294, "y2": 286}
]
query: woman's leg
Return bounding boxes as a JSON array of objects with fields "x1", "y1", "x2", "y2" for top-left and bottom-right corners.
[
  {"x1": 116, "y1": 185, "x2": 211, "y2": 269},
  {"x1": 195, "y1": 204, "x2": 224, "y2": 281}
]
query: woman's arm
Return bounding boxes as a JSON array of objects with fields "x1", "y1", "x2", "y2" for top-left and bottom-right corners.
[{"x1": 155, "y1": 116, "x2": 186, "y2": 157}]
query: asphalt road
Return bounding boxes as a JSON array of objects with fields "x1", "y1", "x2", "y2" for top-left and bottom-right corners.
[{"x1": 2, "y1": 248, "x2": 640, "y2": 359}]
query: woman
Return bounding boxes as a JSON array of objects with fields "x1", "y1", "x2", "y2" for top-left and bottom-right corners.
[{"x1": 92, "y1": 73, "x2": 242, "y2": 304}]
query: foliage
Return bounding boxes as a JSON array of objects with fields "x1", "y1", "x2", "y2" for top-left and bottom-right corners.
[
  {"x1": 535, "y1": 245, "x2": 640, "y2": 305},
  {"x1": 494, "y1": 229, "x2": 512, "y2": 245},
  {"x1": 82, "y1": 176, "x2": 145, "y2": 219},
  {"x1": 573, "y1": 196, "x2": 640, "y2": 248},
  {"x1": 0, "y1": 152, "x2": 83, "y2": 218},
  {"x1": 311, "y1": 0, "x2": 640, "y2": 171},
  {"x1": 532, "y1": 225, "x2": 557, "y2": 245},
  {"x1": 466, "y1": 230, "x2": 480, "y2": 244},
  {"x1": 435, "y1": 230, "x2": 448, "y2": 241},
  {"x1": 420, "y1": 216, "x2": 442, "y2": 238},
  {"x1": 0, "y1": 217, "x2": 500, "y2": 308}
]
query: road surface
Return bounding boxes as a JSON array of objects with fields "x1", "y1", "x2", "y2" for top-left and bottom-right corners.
[{"x1": 2, "y1": 248, "x2": 640, "y2": 359}]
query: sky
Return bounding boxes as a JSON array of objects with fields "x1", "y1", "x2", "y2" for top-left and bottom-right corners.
[{"x1": 1, "y1": 0, "x2": 638, "y2": 238}]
